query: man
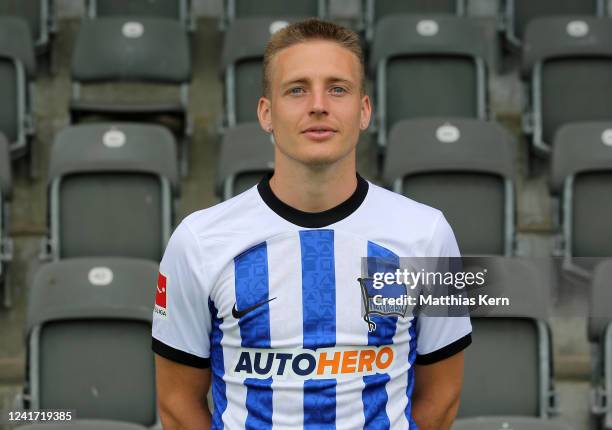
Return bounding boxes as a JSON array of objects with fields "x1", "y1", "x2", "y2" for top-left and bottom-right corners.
[{"x1": 153, "y1": 19, "x2": 471, "y2": 430}]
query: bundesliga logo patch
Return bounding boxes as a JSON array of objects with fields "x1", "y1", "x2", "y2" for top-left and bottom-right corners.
[{"x1": 154, "y1": 272, "x2": 168, "y2": 319}]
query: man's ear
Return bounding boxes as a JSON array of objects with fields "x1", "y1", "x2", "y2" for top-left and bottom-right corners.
[
  {"x1": 360, "y1": 94, "x2": 372, "y2": 131},
  {"x1": 257, "y1": 96, "x2": 273, "y2": 133}
]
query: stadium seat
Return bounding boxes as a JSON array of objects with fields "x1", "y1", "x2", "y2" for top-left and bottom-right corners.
[
  {"x1": 589, "y1": 259, "x2": 612, "y2": 429},
  {"x1": 522, "y1": 17, "x2": 612, "y2": 154},
  {"x1": 42, "y1": 123, "x2": 178, "y2": 262},
  {"x1": 550, "y1": 122, "x2": 612, "y2": 276},
  {"x1": 25, "y1": 258, "x2": 158, "y2": 426},
  {"x1": 458, "y1": 256, "x2": 556, "y2": 417},
  {"x1": 383, "y1": 118, "x2": 516, "y2": 255},
  {"x1": 0, "y1": 17, "x2": 37, "y2": 165},
  {"x1": 220, "y1": 17, "x2": 295, "y2": 128},
  {"x1": 369, "y1": 15, "x2": 488, "y2": 149},
  {"x1": 0, "y1": 134, "x2": 13, "y2": 307},
  {"x1": 362, "y1": 0, "x2": 466, "y2": 42},
  {"x1": 216, "y1": 122, "x2": 275, "y2": 200},
  {"x1": 222, "y1": 0, "x2": 326, "y2": 27},
  {"x1": 504, "y1": 0, "x2": 605, "y2": 48},
  {"x1": 70, "y1": 17, "x2": 192, "y2": 175},
  {"x1": 15, "y1": 420, "x2": 148, "y2": 430},
  {"x1": 86, "y1": 0, "x2": 194, "y2": 31},
  {"x1": 453, "y1": 416, "x2": 574, "y2": 430},
  {"x1": 0, "y1": 0, "x2": 55, "y2": 56}
]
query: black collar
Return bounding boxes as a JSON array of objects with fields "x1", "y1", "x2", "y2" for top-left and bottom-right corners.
[{"x1": 257, "y1": 173, "x2": 369, "y2": 228}]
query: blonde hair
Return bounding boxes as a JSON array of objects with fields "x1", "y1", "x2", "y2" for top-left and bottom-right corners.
[{"x1": 262, "y1": 18, "x2": 365, "y2": 97}]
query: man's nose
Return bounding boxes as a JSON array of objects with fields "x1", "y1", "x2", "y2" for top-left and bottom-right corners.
[{"x1": 309, "y1": 90, "x2": 329, "y2": 115}]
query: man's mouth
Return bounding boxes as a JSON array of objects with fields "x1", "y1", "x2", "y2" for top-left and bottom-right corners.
[{"x1": 302, "y1": 127, "x2": 337, "y2": 140}]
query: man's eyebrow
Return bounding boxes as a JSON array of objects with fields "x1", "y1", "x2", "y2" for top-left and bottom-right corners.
[
  {"x1": 280, "y1": 77, "x2": 356, "y2": 88},
  {"x1": 281, "y1": 78, "x2": 309, "y2": 88}
]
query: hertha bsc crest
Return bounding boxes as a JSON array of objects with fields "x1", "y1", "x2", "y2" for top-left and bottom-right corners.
[{"x1": 358, "y1": 277, "x2": 409, "y2": 332}]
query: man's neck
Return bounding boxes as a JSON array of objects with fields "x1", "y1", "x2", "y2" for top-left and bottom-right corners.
[{"x1": 269, "y1": 159, "x2": 358, "y2": 213}]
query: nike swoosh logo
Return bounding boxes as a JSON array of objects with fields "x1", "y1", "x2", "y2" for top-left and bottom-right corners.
[{"x1": 232, "y1": 297, "x2": 277, "y2": 319}]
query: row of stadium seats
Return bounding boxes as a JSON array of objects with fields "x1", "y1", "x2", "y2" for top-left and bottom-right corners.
[
  {"x1": 2, "y1": 0, "x2": 611, "y2": 59},
  {"x1": 3, "y1": 3, "x2": 612, "y2": 176},
  {"x1": 221, "y1": 13, "x2": 612, "y2": 158},
  {"x1": 11, "y1": 255, "x2": 612, "y2": 429},
  {"x1": 219, "y1": 118, "x2": 612, "y2": 265},
  {"x1": 0, "y1": 4, "x2": 610, "y2": 430},
  {"x1": 2, "y1": 116, "x2": 610, "y2": 303}
]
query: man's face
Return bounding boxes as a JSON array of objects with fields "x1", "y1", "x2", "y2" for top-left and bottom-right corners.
[{"x1": 258, "y1": 40, "x2": 371, "y2": 168}]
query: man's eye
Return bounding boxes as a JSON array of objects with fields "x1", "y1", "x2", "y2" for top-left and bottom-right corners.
[
  {"x1": 289, "y1": 87, "x2": 305, "y2": 95},
  {"x1": 330, "y1": 87, "x2": 346, "y2": 94}
]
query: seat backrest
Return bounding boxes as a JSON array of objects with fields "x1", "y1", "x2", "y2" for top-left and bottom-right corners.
[
  {"x1": 72, "y1": 18, "x2": 191, "y2": 85},
  {"x1": 216, "y1": 122, "x2": 275, "y2": 198},
  {"x1": 551, "y1": 122, "x2": 612, "y2": 257},
  {"x1": 373, "y1": 0, "x2": 460, "y2": 17},
  {"x1": 221, "y1": 18, "x2": 294, "y2": 126},
  {"x1": 26, "y1": 258, "x2": 158, "y2": 426},
  {"x1": 226, "y1": 0, "x2": 323, "y2": 21},
  {"x1": 509, "y1": 0, "x2": 601, "y2": 43},
  {"x1": 234, "y1": 58, "x2": 263, "y2": 124},
  {"x1": 0, "y1": 133, "x2": 11, "y2": 200},
  {"x1": 522, "y1": 17, "x2": 612, "y2": 149},
  {"x1": 589, "y1": 259, "x2": 612, "y2": 343},
  {"x1": 453, "y1": 416, "x2": 574, "y2": 430},
  {"x1": 89, "y1": 0, "x2": 184, "y2": 21},
  {"x1": 541, "y1": 57, "x2": 612, "y2": 148},
  {"x1": 0, "y1": 58, "x2": 19, "y2": 143},
  {"x1": 384, "y1": 118, "x2": 515, "y2": 255},
  {"x1": 0, "y1": 0, "x2": 45, "y2": 48},
  {"x1": 0, "y1": 16, "x2": 37, "y2": 77},
  {"x1": 370, "y1": 16, "x2": 487, "y2": 142},
  {"x1": 458, "y1": 257, "x2": 551, "y2": 417},
  {"x1": 48, "y1": 123, "x2": 177, "y2": 261}
]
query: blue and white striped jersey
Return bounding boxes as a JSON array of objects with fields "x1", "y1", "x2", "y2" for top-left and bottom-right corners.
[{"x1": 152, "y1": 175, "x2": 472, "y2": 429}]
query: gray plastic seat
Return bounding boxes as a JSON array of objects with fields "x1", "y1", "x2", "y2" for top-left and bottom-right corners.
[
  {"x1": 458, "y1": 256, "x2": 555, "y2": 418},
  {"x1": 504, "y1": 0, "x2": 604, "y2": 48},
  {"x1": 0, "y1": 16, "x2": 36, "y2": 161},
  {"x1": 0, "y1": 0, "x2": 54, "y2": 53},
  {"x1": 550, "y1": 122, "x2": 612, "y2": 277},
  {"x1": 86, "y1": 0, "x2": 194, "y2": 30},
  {"x1": 383, "y1": 118, "x2": 516, "y2": 255},
  {"x1": 453, "y1": 416, "x2": 574, "y2": 430},
  {"x1": 216, "y1": 122, "x2": 275, "y2": 199},
  {"x1": 0, "y1": 134, "x2": 13, "y2": 307},
  {"x1": 16, "y1": 420, "x2": 148, "y2": 430},
  {"x1": 522, "y1": 17, "x2": 612, "y2": 154},
  {"x1": 221, "y1": 17, "x2": 298, "y2": 128},
  {"x1": 70, "y1": 17, "x2": 192, "y2": 175},
  {"x1": 25, "y1": 258, "x2": 158, "y2": 426},
  {"x1": 362, "y1": 0, "x2": 466, "y2": 42},
  {"x1": 370, "y1": 15, "x2": 488, "y2": 149},
  {"x1": 223, "y1": 0, "x2": 326, "y2": 27},
  {"x1": 44, "y1": 123, "x2": 178, "y2": 262},
  {"x1": 588, "y1": 259, "x2": 612, "y2": 429}
]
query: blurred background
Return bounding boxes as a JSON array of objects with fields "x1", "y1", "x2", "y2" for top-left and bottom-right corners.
[{"x1": 1, "y1": 0, "x2": 612, "y2": 429}]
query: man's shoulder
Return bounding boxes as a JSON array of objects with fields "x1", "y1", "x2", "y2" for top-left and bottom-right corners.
[
  {"x1": 351, "y1": 181, "x2": 458, "y2": 257},
  {"x1": 173, "y1": 186, "x2": 277, "y2": 260},
  {"x1": 365, "y1": 181, "x2": 444, "y2": 225},
  {"x1": 181, "y1": 186, "x2": 263, "y2": 232}
]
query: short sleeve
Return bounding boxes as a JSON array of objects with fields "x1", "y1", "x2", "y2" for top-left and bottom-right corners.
[
  {"x1": 416, "y1": 214, "x2": 472, "y2": 365},
  {"x1": 152, "y1": 221, "x2": 212, "y2": 368}
]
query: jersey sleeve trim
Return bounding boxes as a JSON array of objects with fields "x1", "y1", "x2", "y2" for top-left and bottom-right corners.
[
  {"x1": 415, "y1": 333, "x2": 472, "y2": 365},
  {"x1": 152, "y1": 337, "x2": 211, "y2": 369}
]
